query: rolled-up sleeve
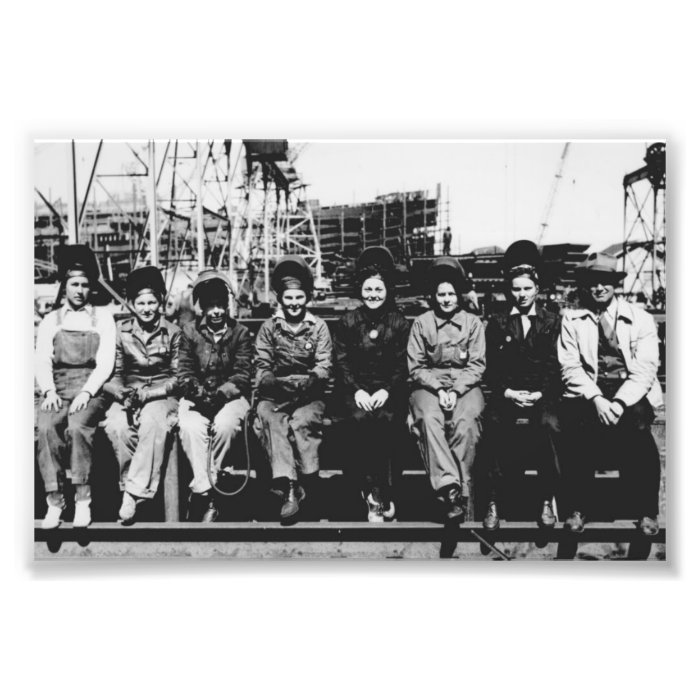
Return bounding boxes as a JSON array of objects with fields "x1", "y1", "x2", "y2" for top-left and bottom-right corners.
[{"x1": 82, "y1": 308, "x2": 117, "y2": 397}]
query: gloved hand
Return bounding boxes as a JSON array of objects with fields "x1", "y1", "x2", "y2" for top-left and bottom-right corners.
[
  {"x1": 298, "y1": 373, "x2": 322, "y2": 397},
  {"x1": 123, "y1": 388, "x2": 142, "y2": 427},
  {"x1": 177, "y1": 377, "x2": 204, "y2": 401},
  {"x1": 122, "y1": 387, "x2": 140, "y2": 411},
  {"x1": 193, "y1": 376, "x2": 224, "y2": 420},
  {"x1": 258, "y1": 372, "x2": 277, "y2": 391}
]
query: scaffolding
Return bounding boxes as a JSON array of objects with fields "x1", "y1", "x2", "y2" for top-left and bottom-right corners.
[
  {"x1": 33, "y1": 140, "x2": 322, "y2": 306},
  {"x1": 622, "y1": 142, "x2": 666, "y2": 307}
]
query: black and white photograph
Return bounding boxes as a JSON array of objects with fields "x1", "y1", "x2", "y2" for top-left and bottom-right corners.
[
  {"x1": 32, "y1": 139, "x2": 667, "y2": 560},
  {"x1": 10, "y1": 4, "x2": 700, "y2": 699}
]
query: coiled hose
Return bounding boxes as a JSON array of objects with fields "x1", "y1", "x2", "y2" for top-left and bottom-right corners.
[{"x1": 205, "y1": 392, "x2": 255, "y2": 497}]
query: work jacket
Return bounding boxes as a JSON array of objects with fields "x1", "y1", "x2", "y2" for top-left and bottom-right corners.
[
  {"x1": 104, "y1": 316, "x2": 180, "y2": 401},
  {"x1": 178, "y1": 317, "x2": 253, "y2": 399},
  {"x1": 558, "y1": 297, "x2": 663, "y2": 408},
  {"x1": 334, "y1": 304, "x2": 411, "y2": 396},
  {"x1": 485, "y1": 304, "x2": 562, "y2": 401},
  {"x1": 407, "y1": 308, "x2": 486, "y2": 395},
  {"x1": 254, "y1": 310, "x2": 333, "y2": 385}
]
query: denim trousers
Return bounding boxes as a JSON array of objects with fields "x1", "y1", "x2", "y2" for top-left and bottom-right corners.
[
  {"x1": 103, "y1": 398, "x2": 176, "y2": 499},
  {"x1": 408, "y1": 387, "x2": 485, "y2": 503},
  {"x1": 36, "y1": 395, "x2": 107, "y2": 497},
  {"x1": 255, "y1": 399, "x2": 325, "y2": 480},
  {"x1": 178, "y1": 397, "x2": 250, "y2": 493}
]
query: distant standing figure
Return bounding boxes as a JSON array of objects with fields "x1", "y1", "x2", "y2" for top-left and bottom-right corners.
[{"x1": 442, "y1": 227, "x2": 452, "y2": 255}]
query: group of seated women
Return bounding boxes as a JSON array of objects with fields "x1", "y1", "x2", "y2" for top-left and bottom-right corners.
[{"x1": 35, "y1": 240, "x2": 663, "y2": 536}]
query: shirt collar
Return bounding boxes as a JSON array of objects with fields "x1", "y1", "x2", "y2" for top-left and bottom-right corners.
[
  {"x1": 197, "y1": 315, "x2": 234, "y2": 333},
  {"x1": 273, "y1": 308, "x2": 316, "y2": 324},
  {"x1": 130, "y1": 314, "x2": 166, "y2": 336},
  {"x1": 510, "y1": 304, "x2": 537, "y2": 317},
  {"x1": 62, "y1": 302, "x2": 91, "y2": 313},
  {"x1": 576, "y1": 295, "x2": 632, "y2": 323},
  {"x1": 435, "y1": 309, "x2": 466, "y2": 330}
]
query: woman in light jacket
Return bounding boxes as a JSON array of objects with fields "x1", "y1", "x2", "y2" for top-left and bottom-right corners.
[
  {"x1": 407, "y1": 257, "x2": 486, "y2": 522},
  {"x1": 103, "y1": 266, "x2": 181, "y2": 525}
]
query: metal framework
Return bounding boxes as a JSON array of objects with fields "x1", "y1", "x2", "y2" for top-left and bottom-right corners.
[
  {"x1": 622, "y1": 142, "x2": 666, "y2": 306},
  {"x1": 34, "y1": 139, "x2": 322, "y2": 306}
]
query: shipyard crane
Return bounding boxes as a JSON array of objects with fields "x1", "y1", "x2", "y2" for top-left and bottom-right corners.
[{"x1": 537, "y1": 142, "x2": 570, "y2": 246}]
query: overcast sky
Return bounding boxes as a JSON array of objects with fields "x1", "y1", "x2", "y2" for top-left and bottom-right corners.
[{"x1": 35, "y1": 140, "x2": 655, "y2": 254}]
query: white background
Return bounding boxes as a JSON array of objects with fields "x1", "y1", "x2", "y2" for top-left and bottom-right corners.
[{"x1": 4, "y1": 2, "x2": 697, "y2": 699}]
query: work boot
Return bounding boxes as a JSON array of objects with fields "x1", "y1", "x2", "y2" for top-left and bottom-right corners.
[
  {"x1": 201, "y1": 499, "x2": 219, "y2": 523},
  {"x1": 366, "y1": 490, "x2": 385, "y2": 523},
  {"x1": 442, "y1": 486, "x2": 465, "y2": 523},
  {"x1": 564, "y1": 511, "x2": 586, "y2": 533},
  {"x1": 483, "y1": 501, "x2": 500, "y2": 531},
  {"x1": 194, "y1": 492, "x2": 219, "y2": 523},
  {"x1": 638, "y1": 516, "x2": 659, "y2": 537},
  {"x1": 280, "y1": 480, "x2": 305, "y2": 522},
  {"x1": 73, "y1": 498, "x2": 92, "y2": 528},
  {"x1": 539, "y1": 501, "x2": 556, "y2": 528},
  {"x1": 189, "y1": 491, "x2": 219, "y2": 523},
  {"x1": 41, "y1": 497, "x2": 64, "y2": 530}
]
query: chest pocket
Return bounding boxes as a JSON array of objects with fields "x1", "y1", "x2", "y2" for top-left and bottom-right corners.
[
  {"x1": 447, "y1": 340, "x2": 469, "y2": 365},
  {"x1": 295, "y1": 330, "x2": 316, "y2": 361},
  {"x1": 423, "y1": 340, "x2": 442, "y2": 365},
  {"x1": 53, "y1": 329, "x2": 100, "y2": 367},
  {"x1": 274, "y1": 326, "x2": 316, "y2": 362}
]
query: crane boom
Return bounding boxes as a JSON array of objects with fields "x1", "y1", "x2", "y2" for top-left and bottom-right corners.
[{"x1": 537, "y1": 142, "x2": 570, "y2": 246}]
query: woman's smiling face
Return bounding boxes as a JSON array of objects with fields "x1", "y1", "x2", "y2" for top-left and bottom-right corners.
[{"x1": 361, "y1": 275, "x2": 387, "y2": 310}]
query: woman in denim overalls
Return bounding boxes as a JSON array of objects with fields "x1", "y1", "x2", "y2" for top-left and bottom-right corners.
[
  {"x1": 35, "y1": 245, "x2": 116, "y2": 529},
  {"x1": 253, "y1": 256, "x2": 333, "y2": 523}
]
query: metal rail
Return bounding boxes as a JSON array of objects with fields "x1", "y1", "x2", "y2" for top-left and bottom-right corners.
[{"x1": 34, "y1": 520, "x2": 665, "y2": 544}]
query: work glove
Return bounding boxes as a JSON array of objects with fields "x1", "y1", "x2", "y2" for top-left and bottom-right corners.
[{"x1": 298, "y1": 373, "x2": 323, "y2": 398}]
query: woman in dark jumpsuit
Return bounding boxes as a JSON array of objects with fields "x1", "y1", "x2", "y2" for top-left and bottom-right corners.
[
  {"x1": 481, "y1": 240, "x2": 562, "y2": 530},
  {"x1": 334, "y1": 246, "x2": 411, "y2": 521}
]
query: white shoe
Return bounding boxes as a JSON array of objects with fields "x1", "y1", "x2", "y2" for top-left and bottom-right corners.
[
  {"x1": 118, "y1": 492, "x2": 138, "y2": 524},
  {"x1": 383, "y1": 501, "x2": 396, "y2": 522},
  {"x1": 42, "y1": 500, "x2": 64, "y2": 530},
  {"x1": 366, "y1": 493, "x2": 384, "y2": 523},
  {"x1": 74, "y1": 499, "x2": 92, "y2": 528}
]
